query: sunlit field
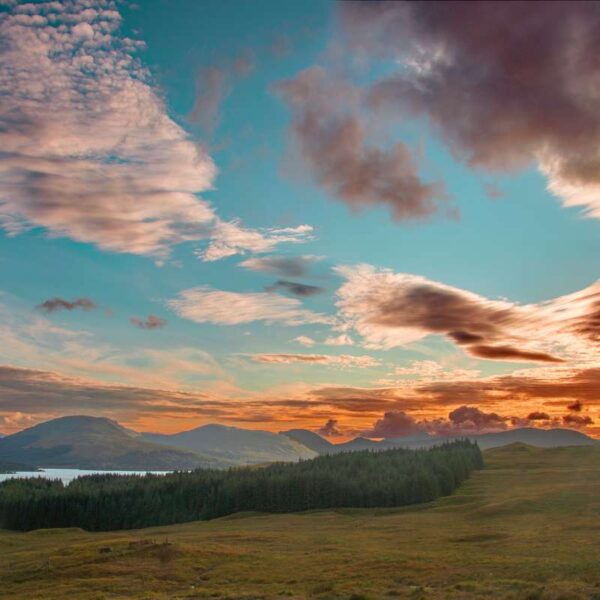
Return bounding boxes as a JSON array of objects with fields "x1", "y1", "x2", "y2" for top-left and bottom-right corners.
[{"x1": 2, "y1": 444, "x2": 600, "y2": 600}]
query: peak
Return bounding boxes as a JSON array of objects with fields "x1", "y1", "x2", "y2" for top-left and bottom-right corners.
[{"x1": 19, "y1": 415, "x2": 129, "y2": 436}]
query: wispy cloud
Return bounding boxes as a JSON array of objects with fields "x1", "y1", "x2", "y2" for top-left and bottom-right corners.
[
  {"x1": 0, "y1": 1, "x2": 310, "y2": 262},
  {"x1": 335, "y1": 264, "x2": 600, "y2": 363},
  {"x1": 240, "y1": 255, "x2": 322, "y2": 277},
  {"x1": 0, "y1": 0, "x2": 218, "y2": 257},
  {"x1": 168, "y1": 286, "x2": 331, "y2": 326},
  {"x1": 197, "y1": 223, "x2": 314, "y2": 262},
  {"x1": 247, "y1": 353, "x2": 379, "y2": 368},
  {"x1": 292, "y1": 335, "x2": 316, "y2": 347},
  {"x1": 190, "y1": 51, "x2": 255, "y2": 133}
]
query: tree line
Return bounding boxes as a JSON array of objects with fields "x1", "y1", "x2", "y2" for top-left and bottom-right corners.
[{"x1": 0, "y1": 441, "x2": 483, "y2": 531}]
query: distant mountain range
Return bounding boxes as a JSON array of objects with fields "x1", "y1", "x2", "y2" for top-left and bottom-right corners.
[
  {"x1": 142, "y1": 424, "x2": 317, "y2": 465},
  {"x1": 0, "y1": 415, "x2": 596, "y2": 471},
  {"x1": 0, "y1": 416, "x2": 229, "y2": 471}
]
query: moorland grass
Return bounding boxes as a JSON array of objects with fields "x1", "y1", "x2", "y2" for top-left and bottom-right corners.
[{"x1": 1, "y1": 443, "x2": 599, "y2": 599}]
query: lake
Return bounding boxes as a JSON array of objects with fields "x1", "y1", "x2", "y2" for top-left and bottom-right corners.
[{"x1": 0, "y1": 468, "x2": 171, "y2": 485}]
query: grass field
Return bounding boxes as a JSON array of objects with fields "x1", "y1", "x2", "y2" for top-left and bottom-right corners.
[{"x1": 1, "y1": 443, "x2": 600, "y2": 600}]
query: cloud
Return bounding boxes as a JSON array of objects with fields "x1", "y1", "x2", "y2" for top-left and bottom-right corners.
[
  {"x1": 248, "y1": 353, "x2": 379, "y2": 368},
  {"x1": 0, "y1": 364, "x2": 228, "y2": 430},
  {"x1": 317, "y1": 418, "x2": 342, "y2": 437},
  {"x1": 339, "y1": 1, "x2": 600, "y2": 218},
  {"x1": 277, "y1": 67, "x2": 449, "y2": 221},
  {"x1": 168, "y1": 286, "x2": 331, "y2": 326},
  {"x1": 527, "y1": 411, "x2": 550, "y2": 421},
  {"x1": 390, "y1": 360, "x2": 479, "y2": 382},
  {"x1": 130, "y1": 315, "x2": 167, "y2": 330},
  {"x1": 362, "y1": 405, "x2": 511, "y2": 439},
  {"x1": 416, "y1": 367, "x2": 600, "y2": 408},
  {"x1": 197, "y1": 223, "x2": 314, "y2": 262},
  {"x1": 567, "y1": 400, "x2": 583, "y2": 412},
  {"x1": 446, "y1": 405, "x2": 507, "y2": 432},
  {"x1": 324, "y1": 333, "x2": 355, "y2": 346},
  {"x1": 335, "y1": 264, "x2": 600, "y2": 363},
  {"x1": 190, "y1": 51, "x2": 255, "y2": 133},
  {"x1": 190, "y1": 67, "x2": 228, "y2": 133},
  {"x1": 563, "y1": 414, "x2": 594, "y2": 427},
  {"x1": 363, "y1": 410, "x2": 420, "y2": 438},
  {"x1": 293, "y1": 335, "x2": 316, "y2": 347},
  {"x1": 0, "y1": 1, "x2": 310, "y2": 262},
  {"x1": 37, "y1": 297, "x2": 96, "y2": 314},
  {"x1": 239, "y1": 255, "x2": 322, "y2": 277},
  {"x1": 265, "y1": 280, "x2": 325, "y2": 297},
  {"x1": 467, "y1": 344, "x2": 564, "y2": 364},
  {"x1": 0, "y1": 0, "x2": 219, "y2": 258}
]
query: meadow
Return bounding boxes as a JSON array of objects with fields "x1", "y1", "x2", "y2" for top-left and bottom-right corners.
[{"x1": 1, "y1": 443, "x2": 599, "y2": 600}]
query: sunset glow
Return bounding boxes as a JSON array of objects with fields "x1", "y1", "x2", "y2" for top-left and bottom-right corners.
[{"x1": 1, "y1": 0, "x2": 599, "y2": 440}]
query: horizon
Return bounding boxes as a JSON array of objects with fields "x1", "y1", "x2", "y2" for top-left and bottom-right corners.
[
  {"x1": 0, "y1": 413, "x2": 595, "y2": 444},
  {"x1": 1, "y1": 0, "x2": 599, "y2": 440}
]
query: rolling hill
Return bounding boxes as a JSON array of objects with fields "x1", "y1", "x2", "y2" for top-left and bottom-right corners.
[
  {"x1": 0, "y1": 416, "x2": 229, "y2": 470},
  {"x1": 280, "y1": 428, "x2": 335, "y2": 454},
  {"x1": 143, "y1": 424, "x2": 317, "y2": 465},
  {"x1": 2, "y1": 443, "x2": 600, "y2": 599},
  {"x1": 389, "y1": 427, "x2": 597, "y2": 450},
  {"x1": 285, "y1": 427, "x2": 597, "y2": 454}
]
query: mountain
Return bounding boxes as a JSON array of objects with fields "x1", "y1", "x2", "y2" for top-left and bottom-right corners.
[
  {"x1": 280, "y1": 429, "x2": 335, "y2": 454},
  {"x1": 468, "y1": 427, "x2": 597, "y2": 449},
  {"x1": 388, "y1": 427, "x2": 597, "y2": 450},
  {"x1": 0, "y1": 416, "x2": 229, "y2": 470},
  {"x1": 281, "y1": 430, "x2": 398, "y2": 454},
  {"x1": 331, "y1": 437, "x2": 398, "y2": 453},
  {"x1": 282, "y1": 427, "x2": 597, "y2": 458},
  {"x1": 144, "y1": 424, "x2": 317, "y2": 465}
]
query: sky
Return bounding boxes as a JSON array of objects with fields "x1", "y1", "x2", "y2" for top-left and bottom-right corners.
[{"x1": 0, "y1": 0, "x2": 599, "y2": 439}]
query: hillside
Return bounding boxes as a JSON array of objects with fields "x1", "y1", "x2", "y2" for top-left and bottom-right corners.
[
  {"x1": 0, "y1": 441, "x2": 481, "y2": 531},
  {"x1": 0, "y1": 459, "x2": 33, "y2": 474},
  {"x1": 280, "y1": 428, "x2": 335, "y2": 454},
  {"x1": 0, "y1": 416, "x2": 228, "y2": 470},
  {"x1": 1, "y1": 443, "x2": 599, "y2": 599},
  {"x1": 143, "y1": 424, "x2": 317, "y2": 465},
  {"x1": 285, "y1": 426, "x2": 597, "y2": 454}
]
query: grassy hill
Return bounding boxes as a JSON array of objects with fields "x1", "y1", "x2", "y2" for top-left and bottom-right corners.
[
  {"x1": 143, "y1": 424, "x2": 317, "y2": 465},
  {"x1": 1, "y1": 443, "x2": 600, "y2": 599}
]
